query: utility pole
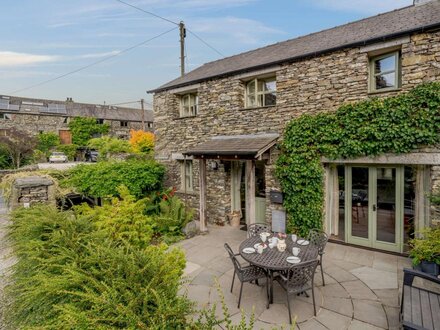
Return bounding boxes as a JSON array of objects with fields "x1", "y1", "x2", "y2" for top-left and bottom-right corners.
[
  {"x1": 141, "y1": 98, "x2": 145, "y2": 131},
  {"x1": 179, "y1": 21, "x2": 186, "y2": 77}
]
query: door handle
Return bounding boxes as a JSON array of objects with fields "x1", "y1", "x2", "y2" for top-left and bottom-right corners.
[{"x1": 372, "y1": 204, "x2": 377, "y2": 212}]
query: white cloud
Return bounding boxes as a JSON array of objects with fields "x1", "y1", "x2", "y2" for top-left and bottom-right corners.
[
  {"x1": 79, "y1": 51, "x2": 121, "y2": 59},
  {"x1": 190, "y1": 16, "x2": 284, "y2": 45},
  {"x1": 306, "y1": 0, "x2": 413, "y2": 14},
  {"x1": 0, "y1": 51, "x2": 60, "y2": 67}
]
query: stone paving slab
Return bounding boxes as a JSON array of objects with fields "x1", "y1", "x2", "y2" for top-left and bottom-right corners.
[{"x1": 178, "y1": 225, "x2": 411, "y2": 329}]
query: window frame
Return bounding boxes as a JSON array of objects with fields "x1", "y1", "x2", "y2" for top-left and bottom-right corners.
[
  {"x1": 369, "y1": 51, "x2": 401, "y2": 93},
  {"x1": 179, "y1": 93, "x2": 198, "y2": 117},
  {"x1": 120, "y1": 121, "x2": 128, "y2": 127},
  {"x1": 245, "y1": 76, "x2": 277, "y2": 108},
  {"x1": 180, "y1": 160, "x2": 194, "y2": 192},
  {"x1": 0, "y1": 113, "x2": 11, "y2": 120}
]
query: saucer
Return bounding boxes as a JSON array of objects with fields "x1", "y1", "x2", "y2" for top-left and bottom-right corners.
[
  {"x1": 286, "y1": 256, "x2": 301, "y2": 264},
  {"x1": 243, "y1": 247, "x2": 255, "y2": 254}
]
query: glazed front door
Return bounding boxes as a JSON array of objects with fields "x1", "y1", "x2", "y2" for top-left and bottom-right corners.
[{"x1": 346, "y1": 166, "x2": 403, "y2": 252}]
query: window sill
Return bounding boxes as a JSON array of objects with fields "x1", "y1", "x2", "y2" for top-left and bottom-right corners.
[
  {"x1": 239, "y1": 105, "x2": 276, "y2": 111},
  {"x1": 174, "y1": 115, "x2": 197, "y2": 120},
  {"x1": 368, "y1": 88, "x2": 401, "y2": 95}
]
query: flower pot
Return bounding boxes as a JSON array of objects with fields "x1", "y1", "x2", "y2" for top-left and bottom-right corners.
[
  {"x1": 229, "y1": 212, "x2": 241, "y2": 227},
  {"x1": 419, "y1": 261, "x2": 440, "y2": 276}
]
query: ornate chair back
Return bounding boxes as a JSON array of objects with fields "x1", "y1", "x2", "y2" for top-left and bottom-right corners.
[
  {"x1": 224, "y1": 243, "x2": 243, "y2": 274},
  {"x1": 285, "y1": 259, "x2": 318, "y2": 290},
  {"x1": 247, "y1": 224, "x2": 271, "y2": 238},
  {"x1": 308, "y1": 229, "x2": 328, "y2": 256}
]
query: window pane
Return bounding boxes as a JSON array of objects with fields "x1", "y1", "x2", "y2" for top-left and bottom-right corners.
[
  {"x1": 247, "y1": 80, "x2": 255, "y2": 94},
  {"x1": 264, "y1": 92, "x2": 276, "y2": 106},
  {"x1": 375, "y1": 72, "x2": 396, "y2": 89},
  {"x1": 247, "y1": 95, "x2": 256, "y2": 107},
  {"x1": 263, "y1": 79, "x2": 276, "y2": 92},
  {"x1": 374, "y1": 55, "x2": 395, "y2": 74},
  {"x1": 258, "y1": 94, "x2": 264, "y2": 107},
  {"x1": 257, "y1": 80, "x2": 265, "y2": 92}
]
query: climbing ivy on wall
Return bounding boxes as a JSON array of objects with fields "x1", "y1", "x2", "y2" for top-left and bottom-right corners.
[{"x1": 276, "y1": 82, "x2": 440, "y2": 236}]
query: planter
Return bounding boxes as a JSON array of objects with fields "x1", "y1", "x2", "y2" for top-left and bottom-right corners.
[
  {"x1": 414, "y1": 261, "x2": 440, "y2": 276},
  {"x1": 229, "y1": 212, "x2": 241, "y2": 228}
]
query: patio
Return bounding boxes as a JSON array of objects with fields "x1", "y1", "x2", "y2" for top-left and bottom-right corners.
[{"x1": 176, "y1": 225, "x2": 412, "y2": 329}]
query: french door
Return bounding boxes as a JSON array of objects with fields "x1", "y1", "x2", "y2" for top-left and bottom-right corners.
[{"x1": 346, "y1": 166, "x2": 404, "y2": 252}]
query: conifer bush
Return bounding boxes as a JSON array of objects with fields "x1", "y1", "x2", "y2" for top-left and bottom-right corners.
[{"x1": 5, "y1": 204, "x2": 192, "y2": 329}]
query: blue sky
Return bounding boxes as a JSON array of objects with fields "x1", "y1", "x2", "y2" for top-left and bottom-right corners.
[{"x1": 0, "y1": 0, "x2": 412, "y2": 108}]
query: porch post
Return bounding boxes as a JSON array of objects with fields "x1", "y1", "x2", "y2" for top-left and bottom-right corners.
[
  {"x1": 245, "y1": 160, "x2": 256, "y2": 225},
  {"x1": 415, "y1": 165, "x2": 431, "y2": 237},
  {"x1": 199, "y1": 158, "x2": 208, "y2": 232}
]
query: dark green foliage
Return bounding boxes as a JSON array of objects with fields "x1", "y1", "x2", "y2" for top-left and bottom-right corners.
[
  {"x1": 409, "y1": 226, "x2": 440, "y2": 265},
  {"x1": 68, "y1": 117, "x2": 110, "y2": 147},
  {"x1": 5, "y1": 204, "x2": 191, "y2": 329},
  {"x1": 0, "y1": 144, "x2": 12, "y2": 169},
  {"x1": 276, "y1": 82, "x2": 440, "y2": 236},
  {"x1": 65, "y1": 159, "x2": 165, "y2": 198},
  {"x1": 56, "y1": 144, "x2": 78, "y2": 161},
  {"x1": 37, "y1": 132, "x2": 60, "y2": 157}
]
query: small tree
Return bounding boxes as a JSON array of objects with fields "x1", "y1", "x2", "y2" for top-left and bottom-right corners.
[
  {"x1": 88, "y1": 136, "x2": 130, "y2": 160},
  {"x1": 0, "y1": 129, "x2": 36, "y2": 168},
  {"x1": 129, "y1": 129, "x2": 154, "y2": 154},
  {"x1": 68, "y1": 117, "x2": 110, "y2": 146},
  {"x1": 37, "y1": 132, "x2": 60, "y2": 158}
]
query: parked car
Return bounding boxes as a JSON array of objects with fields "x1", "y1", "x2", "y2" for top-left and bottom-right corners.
[
  {"x1": 49, "y1": 152, "x2": 68, "y2": 163},
  {"x1": 85, "y1": 150, "x2": 99, "y2": 162}
]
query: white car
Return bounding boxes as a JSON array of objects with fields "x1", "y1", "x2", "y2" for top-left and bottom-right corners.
[{"x1": 49, "y1": 152, "x2": 68, "y2": 163}]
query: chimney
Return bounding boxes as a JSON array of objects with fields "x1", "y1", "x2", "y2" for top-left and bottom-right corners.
[
  {"x1": 66, "y1": 97, "x2": 73, "y2": 103},
  {"x1": 414, "y1": 0, "x2": 438, "y2": 5}
]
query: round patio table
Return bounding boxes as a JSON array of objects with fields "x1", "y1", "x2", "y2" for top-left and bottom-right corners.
[{"x1": 239, "y1": 234, "x2": 315, "y2": 304}]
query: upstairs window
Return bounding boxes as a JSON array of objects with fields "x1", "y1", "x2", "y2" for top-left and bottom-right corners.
[
  {"x1": 369, "y1": 51, "x2": 400, "y2": 92},
  {"x1": 96, "y1": 118, "x2": 104, "y2": 124},
  {"x1": 180, "y1": 94, "x2": 198, "y2": 117},
  {"x1": 120, "y1": 121, "x2": 128, "y2": 127},
  {"x1": 0, "y1": 113, "x2": 11, "y2": 120},
  {"x1": 246, "y1": 77, "x2": 276, "y2": 108}
]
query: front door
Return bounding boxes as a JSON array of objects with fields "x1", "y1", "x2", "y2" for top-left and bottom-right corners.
[{"x1": 346, "y1": 166, "x2": 403, "y2": 252}]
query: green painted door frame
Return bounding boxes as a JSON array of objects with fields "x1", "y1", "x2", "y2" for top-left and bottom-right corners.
[{"x1": 345, "y1": 165, "x2": 404, "y2": 253}]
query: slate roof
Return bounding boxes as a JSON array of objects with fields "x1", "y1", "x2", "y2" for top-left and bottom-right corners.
[
  {"x1": 184, "y1": 134, "x2": 279, "y2": 158},
  {"x1": 0, "y1": 95, "x2": 153, "y2": 122},
  {"x1": 150, "y1": 1, "x2": 440, "y2": 93}
]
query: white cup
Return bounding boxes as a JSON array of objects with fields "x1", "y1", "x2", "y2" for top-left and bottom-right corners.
[
  {"x1": 260, "y1": 233, "x2": 268, "y2": 242},
  {"x1": 291, "y1": 234, "x2": 298, "y2": 243},
  {"x1": 292, "y1": 247, "x2": 300, "y2": 256},
  {"x1": 257, "y1": 245, "x2": 264, "y2": 254}
]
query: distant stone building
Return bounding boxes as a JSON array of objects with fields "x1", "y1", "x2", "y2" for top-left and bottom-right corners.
[
  {"x1": 150, "y1": 0, "x2": 440, "y2": 254},
  {"x1": 0, "y1": 95, "x2": 154, "y2": 143}
]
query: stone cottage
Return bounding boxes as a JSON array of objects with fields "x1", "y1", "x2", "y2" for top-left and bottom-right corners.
[
  {"x1": 0, "y1": 95, "x2": 154, "y2": 142},
  {"x1": 149, "y1": 0, "x2": 440, "y2": 253}
]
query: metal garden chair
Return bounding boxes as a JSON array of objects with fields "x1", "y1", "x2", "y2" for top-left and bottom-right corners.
[
  {"x1": 247, "y1": 223, "x2": 271, "y2": 238},
  {"x1": 224, "y1": 243, "x2": 268, "y2": 308},
  {"x1": 274, "y1": 259, "x2": 319, "y2": 324},
  {"x1": 308, "y1": 229, "x2": 329, "y2": 286}
]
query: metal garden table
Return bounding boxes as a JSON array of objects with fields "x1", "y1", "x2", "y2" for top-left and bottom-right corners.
[{"x1": 239, "y1": 235, "x2": 316, "y2": 305}]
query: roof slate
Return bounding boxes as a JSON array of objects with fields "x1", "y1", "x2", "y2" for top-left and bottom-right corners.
[{"x1": 151, "y1": 1, "x2": 440, "y2": 93}]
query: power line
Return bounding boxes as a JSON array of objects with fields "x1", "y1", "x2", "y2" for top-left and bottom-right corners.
[
  {"x1": 9, "y1": 27, "x2": 178, "y2": 95},
  {"x1": 115, "y1": 0, "x2": 225, "y2": 58},
  {"x1": 108, "y1": 100, "x2": 141, "y2": 106},
  {"x1": 186, "y1": 29, "x2": 225, "y2": 57},
  {"x1": 115, "y1": 0, "x2": 179, "y2": 26}
]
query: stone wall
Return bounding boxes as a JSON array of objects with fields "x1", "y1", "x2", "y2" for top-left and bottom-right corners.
[
  {"x1": 9, "y1": 176, "x2": 56, "y2": 210},
  {"x1": 153, "y1": 31, "x2": 440, "y2": 225},
  {"x1": 0, "y1": 113, "x2": 146, "y2": 140}
]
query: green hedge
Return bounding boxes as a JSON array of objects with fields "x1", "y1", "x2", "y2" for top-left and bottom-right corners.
[
  {"x1": 65, "y1": 159, "x2": 165, "y2": 198},
  {"x1": 276, "y1": 82, "x2": 440, "y2": 236}
]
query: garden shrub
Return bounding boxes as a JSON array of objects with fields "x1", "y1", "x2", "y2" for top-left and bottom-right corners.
[
  {"x1": 64, "y1": 159, "x2": 165, "y2": 199},
  {"x1": 87, "y1": 136, "x2": 131, "y2": 159},
  {"x1": 75, "y1": 186, "x2": 154, "y2": 248},
  {"x1": 36, "y1": 132, "x2": 60, "y2": 158},
  {"x1": 56, "y1": 144, "x2": 78, "y2": 161},
  {"x1": 129, "y1": 129, "x2": 155, "y2": 154},
  {"x1": 276, "y1": 82, "x2": 440, "y2": 236},
  {"x1": 5, "y1": 204, "x2": 192, "y2": 329},
  {"x1": 68, "y1": 117, "x2": 109, "y2": 147}
]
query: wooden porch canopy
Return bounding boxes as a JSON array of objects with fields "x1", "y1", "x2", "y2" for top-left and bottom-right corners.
[
  {"x1": 182, "y1": 133, "x2": 279, "y2": 159},
  {"x1": 183, "y1": 134, "x2": 278, "y2": 232}
]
